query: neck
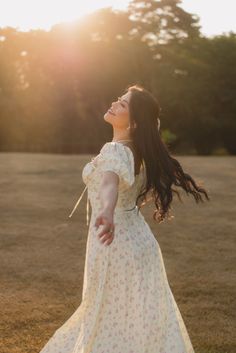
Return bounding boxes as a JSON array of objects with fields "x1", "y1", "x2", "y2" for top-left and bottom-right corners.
[{"x1": 112, "y1": 128, "x2": 132, "y2": 142}]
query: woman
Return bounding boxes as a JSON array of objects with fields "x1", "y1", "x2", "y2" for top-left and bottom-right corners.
[{"x1": 39, "y1": 84, "x2": 209, "y2": 353}]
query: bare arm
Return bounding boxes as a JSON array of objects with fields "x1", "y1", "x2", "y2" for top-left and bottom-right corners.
[
  {"x1": 99, "y1": 172, "x2": 119, "y2": 214},
  {"x1": 94, "y1": 171, "x2": 119, "y2": 246}
]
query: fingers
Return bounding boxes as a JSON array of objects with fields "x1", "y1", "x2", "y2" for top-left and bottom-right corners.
[
  {"x1": 99, "y1": 232, "x2": 108, "y2": 241},
  {"x1": 97, "y1": 224, "x2": 114, "y2": 239},
  {"x1": 100, "y1": 232, "x2": 114, "y2": 246},
  {"x1": 96, "y1": 224, "x2": 115, "y2": 246},
  {"x1": 93, "y1": 215, "x2": 115, "y2": 246},
  {"x1": 103, "y1": 237, "x2": 113, "y2": 246},
  {"x1": 94, "y1": 217, "x2": 114, "y2": 236}
]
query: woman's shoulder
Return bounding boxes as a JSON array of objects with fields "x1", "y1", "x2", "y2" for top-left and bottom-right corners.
[
  {"x1": 99, "y1": 141, "x2": 134, "y2": 168},
  {"x1": 98, "y1": 141, "x2": 136, "y2": 189},
  {"x1": 100, "y1": 141, "x2": 132, "y2": 156},
  {"x1": 100, "y1": 141, "x2": 124, "y2": 150},
  {"x1": 100, "y1": 141, "x2": 144, "y2": 175}
]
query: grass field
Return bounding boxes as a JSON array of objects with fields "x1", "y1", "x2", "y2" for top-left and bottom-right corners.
[{"x1": 0, "y1": 152, "x2": 235, "y2": 353}]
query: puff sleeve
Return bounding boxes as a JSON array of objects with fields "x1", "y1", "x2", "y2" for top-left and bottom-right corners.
[{"x1": 98, "y1": 142, "x2": 135, "y2": 191}]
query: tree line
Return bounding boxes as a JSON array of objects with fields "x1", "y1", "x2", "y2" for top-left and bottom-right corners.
[{"x1": 0, "y1": 0, "x2": 235, "y2": 155}]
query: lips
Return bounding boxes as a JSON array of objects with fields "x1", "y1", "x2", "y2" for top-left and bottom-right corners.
[{"x1": 108, "y1": 109, "x2": 115, "y2": 115}]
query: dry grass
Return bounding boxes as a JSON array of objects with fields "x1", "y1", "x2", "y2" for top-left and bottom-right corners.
[{"x1": 0, "y1": 152, "x2": 235, "y2": 353}]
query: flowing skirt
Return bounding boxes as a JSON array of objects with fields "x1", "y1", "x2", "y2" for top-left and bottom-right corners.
[{"x1": 39, "y1": 211, "x2": 195, "y2": 353}]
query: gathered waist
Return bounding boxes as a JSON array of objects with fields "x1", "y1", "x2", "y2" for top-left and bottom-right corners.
[
  {"x1": 115, "y1": 205, "x2": 139, "y2": 213},
  {"x1": 91, "y1": 205, "x2": 143, "y2": 223},
  {"x1": 68, "y1": 185, "x2": 143, "y2": 226}
]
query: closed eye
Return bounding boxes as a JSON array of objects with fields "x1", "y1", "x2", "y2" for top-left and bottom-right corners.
[{"x1": 118, "y1": 97, "x2": 126, "y2": 107}]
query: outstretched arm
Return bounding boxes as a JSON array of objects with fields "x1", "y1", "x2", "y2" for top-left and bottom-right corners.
[{"x1": 94, "y1": 171, "x2": 119, "y2": 246}]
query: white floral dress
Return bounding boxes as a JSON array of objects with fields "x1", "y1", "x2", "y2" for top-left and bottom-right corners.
[{"x1": 39, "y1": 141, "x2": 195, "y2": 353}]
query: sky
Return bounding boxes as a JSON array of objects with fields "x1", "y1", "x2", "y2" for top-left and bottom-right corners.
[{"x1": 0, "y1": 0, "x2": 235, "y2": 37}]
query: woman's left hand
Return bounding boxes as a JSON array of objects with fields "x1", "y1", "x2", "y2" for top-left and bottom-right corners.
[{"x1": 94, "y1": 210, "x2": 115, "y2": 246}]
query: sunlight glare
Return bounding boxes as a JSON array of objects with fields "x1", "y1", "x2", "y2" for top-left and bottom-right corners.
[{"x1": 0, "y1": 0, "x2": 129, "y2": 31}]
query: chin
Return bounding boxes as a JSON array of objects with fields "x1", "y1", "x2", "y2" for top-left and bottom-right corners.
[
  {"x1": 103, "y1": 114, "x2": 111, "y2": 124},
  {"x1": 104, "y1": 112, "x2": 113, "y2": 123}
]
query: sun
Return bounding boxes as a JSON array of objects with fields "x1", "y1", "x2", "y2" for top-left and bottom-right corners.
[{"x1": 0, "y1": 0, "x2": 129, "y2": 32}]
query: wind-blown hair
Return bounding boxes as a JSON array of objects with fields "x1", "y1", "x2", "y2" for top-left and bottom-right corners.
[{"x1": 125, "y1": 84, "x2": 210, "y2": 223}]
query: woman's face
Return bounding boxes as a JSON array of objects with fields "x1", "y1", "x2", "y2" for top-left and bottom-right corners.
[{"x1": 104, "y1": 91, "x2": 132, "y2": 129}]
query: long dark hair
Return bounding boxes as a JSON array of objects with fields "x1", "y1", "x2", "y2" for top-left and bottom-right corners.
[{"x1": 125, "y1": 84, "x2": 210, "y2": 223}]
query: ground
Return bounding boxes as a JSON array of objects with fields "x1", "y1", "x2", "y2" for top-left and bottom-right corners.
[{"x1": 0, "y1": 152, "x2": 235, "y2": 353}]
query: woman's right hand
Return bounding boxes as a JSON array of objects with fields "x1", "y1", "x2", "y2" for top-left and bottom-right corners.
[{"x1": 94, "y1": 210, "x2": 115, "y2": 246}]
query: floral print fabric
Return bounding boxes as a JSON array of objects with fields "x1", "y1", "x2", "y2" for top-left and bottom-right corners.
[
  {"x1": 97, "y1": 142, "x2": 135, "y2": 191},
  {"x1": 39, "y1": 141, "x2": 195, "y2": 353}
]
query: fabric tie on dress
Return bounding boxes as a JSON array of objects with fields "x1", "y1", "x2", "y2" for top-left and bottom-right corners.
[
  {"x1": 68, "y1": 184, "x2": 139, "y2": 225},
  {"x1": 68, "y1": 185, "x2": 90, "y2": 226}
]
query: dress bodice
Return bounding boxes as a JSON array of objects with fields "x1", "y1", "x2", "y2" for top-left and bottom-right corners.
[{"x1": 69, "y1": 142, "x2": 146, "y2": 224}]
